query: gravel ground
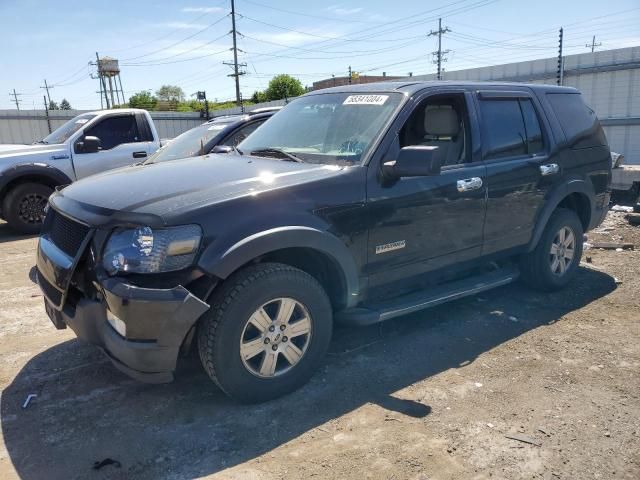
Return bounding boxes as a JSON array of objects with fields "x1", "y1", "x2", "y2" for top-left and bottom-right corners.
[{"x1": 0, "y1": 212, "x2": 638, "y2": 480}]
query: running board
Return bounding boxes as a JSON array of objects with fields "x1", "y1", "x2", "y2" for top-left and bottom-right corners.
[{"x1": 336, "y1": 266, "x2": 519, "y2": 326}]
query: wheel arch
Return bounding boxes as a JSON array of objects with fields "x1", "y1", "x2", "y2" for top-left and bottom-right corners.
[
  {"x1": 527, "y1": 180, "x2": 594, "y2": 252},
  {"x1": 0, "y1": 164, "x2": 72, "y2": 210},
  {"x1": 198, "y1": 226, "x2": 361, "y2": 310}
]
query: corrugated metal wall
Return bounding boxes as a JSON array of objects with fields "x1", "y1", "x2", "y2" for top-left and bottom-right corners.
[
  {"x1": 0, "y1": 99, "x2": 287, "y2": 145},
  {"x1": 410, "y1": 46, "x2": 640, "y2": 164}
]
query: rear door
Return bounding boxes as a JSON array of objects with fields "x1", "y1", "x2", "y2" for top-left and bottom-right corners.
[
  {"x1": 73, "y1": 114, "x2": 151, "y2": 178},
  {"x1": 474, "y1": 90, "x2": 560, "y2": 254}
]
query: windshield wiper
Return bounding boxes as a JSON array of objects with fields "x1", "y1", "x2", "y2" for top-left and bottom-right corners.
[
  {"x1": 249, "y1": 148, "x2": 303, "y2": 163},
  {"x1": 33, "y1": 140, "x2": 48, "y2": 144}
]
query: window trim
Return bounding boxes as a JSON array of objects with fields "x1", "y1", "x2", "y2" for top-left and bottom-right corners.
[{"x1": 476, "y1": 92, "x2": 549, "y2": 163}]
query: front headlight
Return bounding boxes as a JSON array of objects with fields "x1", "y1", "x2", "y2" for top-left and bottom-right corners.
[{"x1": 102, "y1": 225, "x2": 202, "y2": 275}]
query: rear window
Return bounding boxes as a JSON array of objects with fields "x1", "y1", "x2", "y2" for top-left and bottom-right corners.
[
  {"x1": 546, "y1": 93, "x2": 606, "y2": 149},
  {"x1": 479, "y1": 99, "x2": 527, "y2": 160}
]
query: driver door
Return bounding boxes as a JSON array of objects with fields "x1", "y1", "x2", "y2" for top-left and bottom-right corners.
[
  {"x1": 365, "y1": 90, "x2": 488, "y2": 289},
  {"x1": 73, "y1": 114, "x2": 152, "y2": 178}
]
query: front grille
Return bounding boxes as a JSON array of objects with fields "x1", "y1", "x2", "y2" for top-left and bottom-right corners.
[
  {"x1": 37, "y1": 268, "x2": 63, "y2": 306},
  {"x1": 48, "y1": 209, "x2": 90, "y2": 257}
]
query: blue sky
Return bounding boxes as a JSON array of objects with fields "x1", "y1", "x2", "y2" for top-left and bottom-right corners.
[{"x1": 1, "y1": 0, "x2": 639, "y2": 109}]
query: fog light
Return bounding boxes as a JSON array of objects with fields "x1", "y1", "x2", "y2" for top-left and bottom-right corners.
[{"x1": 106, "y1": 310, "x2": 127, "y2": 337}]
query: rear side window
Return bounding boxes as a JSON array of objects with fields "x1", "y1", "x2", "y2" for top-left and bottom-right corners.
[
  {"x1": 85, "y1": 115, "x2": 140, "y2": 150},
  {"x1": 546, "y1": 93, "x2": 606, "y2": 149},
  {"x1": 479, "y1": 99, "x2": 527, "y2": 160},
  {"x1": 479, "y1": 97, "x2": 546, "y2": 160}
]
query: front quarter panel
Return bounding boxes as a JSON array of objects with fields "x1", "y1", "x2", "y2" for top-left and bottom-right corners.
[{"x1": 194, "y1": 167, "x2": 368, "y2": 307}]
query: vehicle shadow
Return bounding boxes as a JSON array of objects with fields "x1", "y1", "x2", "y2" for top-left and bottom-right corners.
[
  {"x1": 0, "y1": 222, "x2": 37, "y2": 244},
  {"x1": 1, "y1": 267, "x2": 616, "y2": 479}
]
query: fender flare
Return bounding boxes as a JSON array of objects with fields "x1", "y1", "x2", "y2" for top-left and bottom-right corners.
[
  {"x1": 527, "y1": 179, "x2": 595, "y2": 252},
  {"x1": 198, "y1": 226, "x2": 361, "y2": 308},
  {"x1": 0, "y1": 163, "x2": 73, "y2": 196}
]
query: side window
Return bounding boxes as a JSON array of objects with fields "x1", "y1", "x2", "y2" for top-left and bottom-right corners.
[
  {"x1": 84, "y1": 115, "x2": 140, "y2": 151},
  {"x1": 135, "y1": 113, "x2": 154, "y2": 142},
  {"x1": 546, "y1": 93, "x2": 606, "y2": 148},
  {"x1": 479, "y1": 99, "x2": 527, "y2": 160},
  {"x1": 519, "y1": 99, "x2": 544, "y2": 155},
  {"x1": 222, "y1": 120, "x2": 265, "y2": 147},
  {"x1": 398, "y1": 94, "x2": 469, "y2": 166}
]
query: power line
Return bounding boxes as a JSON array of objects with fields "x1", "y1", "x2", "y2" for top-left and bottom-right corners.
[
  {"x1": 240, "y1": 0, "x2": 383, "y2": 24},
  {"x1": 121, "y1": 12, "x2": 230, "y2": 62}
]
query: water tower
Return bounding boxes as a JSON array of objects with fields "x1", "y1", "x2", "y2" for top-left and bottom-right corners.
[{"x1": 93, "y1": 54, "x2": 125, "y2": 109}]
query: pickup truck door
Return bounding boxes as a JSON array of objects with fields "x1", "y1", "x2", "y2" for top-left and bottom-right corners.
[
  {"x1": 72, "y1": 113, "x2": 154, "y2": 179},
  {"x1": 365, "y1": 90, "x2": 487, "y2": 290},
  {"x1": 473, "y1": 90, "x2": 560, "y2": 254}
]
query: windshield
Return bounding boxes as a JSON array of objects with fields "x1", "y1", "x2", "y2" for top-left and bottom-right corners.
[
  {"x1": 145, "y1": 118, "x2": 238, "y2": 163},
  {"x1": 41, "y1": 113, "x2": 97, "y2": 144},
  {"x1": 238, "y1": 92, "x2": 403, "y2": 165}
]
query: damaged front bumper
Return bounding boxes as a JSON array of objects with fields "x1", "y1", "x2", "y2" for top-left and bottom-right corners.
[
  {"x1": 42, "y1": 277, "x2": 209, "y2": 383},
  {"x1": 36, "y1": 214, "x2": 209, "y2": 383}
]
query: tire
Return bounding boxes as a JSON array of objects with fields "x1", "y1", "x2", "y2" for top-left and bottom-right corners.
[
  {"x1": 520, "y1": 208, "x2": 584, "y2": 291},
  {"x1": 197, "y1": 262, "x2": 333, "y2": 403},
  {"x1": 2, "y1": 182, "x2": 53, "y2": 234}
]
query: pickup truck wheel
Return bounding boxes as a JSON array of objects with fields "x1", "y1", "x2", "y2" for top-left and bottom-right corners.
[
  {"x1": 2, "y1": 183, "x2": 53, "y2": 234},
  {"x1": 520, "y1": 208, "x2": 584, "y2": 291},
  {"x1": 197, "y1": 262, "x2": 332, "y2": 403}
]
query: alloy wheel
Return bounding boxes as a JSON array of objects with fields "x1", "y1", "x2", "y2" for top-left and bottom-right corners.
[
  {"x1": 239, "y1": 297, "x2": 312, "y2": 378},
  {"x1": 549, "y1": 226, "x2": 576, "y2": 276}
]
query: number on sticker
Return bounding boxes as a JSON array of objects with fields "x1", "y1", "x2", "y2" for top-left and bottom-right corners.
[{"x1": 343, "y1": 95, "x2": 389, "y2": 106}]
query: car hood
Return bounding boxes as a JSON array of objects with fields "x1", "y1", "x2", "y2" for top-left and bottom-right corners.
[
  {"x1": 56, "y1": 154, "x2": 345, "y2": 218},
  {"x1": 0, "y1": 144, "x2": 69, "y2": 167}
]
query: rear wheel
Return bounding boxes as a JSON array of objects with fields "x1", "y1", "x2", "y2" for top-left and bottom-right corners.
[
  {"x1": 520, "y1": 208, "x2": 584, "y2": 291},
  {"x1": 2, "y1": 183, "x2": 53, "y2": 234},
  {"x1": 197, "y1": 263, "x2": 332, "y2": 403}
]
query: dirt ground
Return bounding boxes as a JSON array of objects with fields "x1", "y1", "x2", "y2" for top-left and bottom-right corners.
[{"x1": 0, "y1": 212, "x2": 638, "y2": 480}]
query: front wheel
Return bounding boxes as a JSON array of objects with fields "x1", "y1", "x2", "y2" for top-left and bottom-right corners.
[
  {"x1": 197, "y1": 263, "x2": 332, "y2": 403},
  {"x1": 2, "y1": 182, "x2": 53, "y2": 234},
  {"x1": 520, "y1": 208, "x2": 584, "y2": 291}
]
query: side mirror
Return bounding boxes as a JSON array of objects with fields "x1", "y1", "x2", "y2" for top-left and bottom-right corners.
[
  {"x1": 210, "y1": 145, "x2": 233, "y2": 154},
  {"x1": 76, "y1": 136, "x2": 100, "y2": 154},
  {"x1": 382, "y1": 146, "x2": 441, "y2": 179}
]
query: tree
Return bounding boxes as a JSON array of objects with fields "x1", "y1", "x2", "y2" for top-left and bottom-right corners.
[
  {"x1": 264, "y1": 74, "x2": 305, "y2": 101},
  {"x1": 128, "y1": 91, "x2": 157, "y2": 110},
  {"x1": 251, "y1": 90, "x2": 268, "y2": 103},
  {"x1": 155, "y1": 85, "x2": 185, "y2": 102},
  {"x1": 48, "y1": 100, "x2": 58, "y2": 110},
  {"x1": 60, "y1": 99, "x2": 72, "y2": 110}
]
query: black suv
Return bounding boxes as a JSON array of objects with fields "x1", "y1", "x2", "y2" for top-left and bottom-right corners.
[{"x1": 36, "y1": 82, "x2": 611, "y2": 402}]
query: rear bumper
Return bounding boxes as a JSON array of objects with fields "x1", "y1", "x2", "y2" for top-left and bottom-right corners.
[{"x1": 41, "y1": 275, "x2": 209, "y2": 383}]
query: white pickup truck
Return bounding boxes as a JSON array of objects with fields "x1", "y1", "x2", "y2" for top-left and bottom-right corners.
[{"x1": 0, "y1": 108, "x2": 161, "y2": 233}]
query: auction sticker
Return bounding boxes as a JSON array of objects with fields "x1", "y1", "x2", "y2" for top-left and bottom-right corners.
[{"x1": 343, "y1": 95, "x2": 389, "y2": 105}]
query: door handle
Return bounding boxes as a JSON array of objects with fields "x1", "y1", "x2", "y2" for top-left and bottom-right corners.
[
  {"x1": 132, "y1": 151, "x2": 148, "y2": 159},
  {"x1": 540, "y1": 163, "x2": 559, "y2": 176},
  {"x1": 457, "y1": 177, "x2": 483, "y2": 192}
]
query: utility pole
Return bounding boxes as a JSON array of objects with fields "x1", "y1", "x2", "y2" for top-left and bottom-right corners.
[
  {"x1": 586, "y1": 35, "x2": 602, "y2": 53},
  {"x1": 223, "y1": 0, "x2": 246, "y2": 106},
  {"x1": 43, "y1": 95, "x2": 52, "y2": 134},
  {"x1": 348, "y1": 65, "x2": 352, "y2": 84},
  {"x1": 428, "y1": 18, "x2": 451, "y2": 80},
  {"x1": 9, "y1": 89, "x2": 22, "y2": 110},
  {"x1": 557, "y1": 27, "x2": 564, "y2": 86},
  {"x1": 41, "y1": 79, "x2": 53, "y2": 106}
]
